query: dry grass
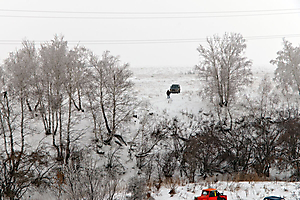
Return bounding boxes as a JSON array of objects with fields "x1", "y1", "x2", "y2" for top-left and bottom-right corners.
[{"x1": 229, "y1": 172, "x2": 270, "y2": 182}]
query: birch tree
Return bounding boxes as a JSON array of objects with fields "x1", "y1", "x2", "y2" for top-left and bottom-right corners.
[
  {"x1": 0, "y1": 40, "x2": 51, "y2": 200},
  {"x1": 3, "y1": 40, "x2": 40, "y2": 113},
  {"x1": 39, "y1": 35, "x2": 68, "y2": 162},
  {"x1": 87, "y1": 51, "x2": 137, "y2": 175},
  {"x1": 39, "y1": 36, "x2": 88, "y2": 164}
]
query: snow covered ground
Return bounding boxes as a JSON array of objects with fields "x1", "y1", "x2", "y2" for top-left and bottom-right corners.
[
  {"x1": 131, "y1": 66, "x2": 207, "y2": 117},
  {"x1": 149, "y1": 181, "x2": 300, "y2": 200},
  {"x1": 25, "y1": 65, "x2": 299, "y2": 200},
  {"x1": 130, "y1": 64, "x2": 275, "y2": 117},
  {"x1": 128, "y1": 65, "x2": 299, "y2": 200}
]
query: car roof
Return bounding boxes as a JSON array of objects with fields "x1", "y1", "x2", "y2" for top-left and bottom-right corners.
[{"x1": 203, "y1": 188, "x2": 217, "y2": 192}]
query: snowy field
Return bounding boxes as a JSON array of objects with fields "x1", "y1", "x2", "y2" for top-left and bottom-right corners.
[
  {"x1": 127, "y1": 65, "x2": 298, "y2": 200},
  {"x1": 131, "y1": 66, "x2": 205, "y2": 117},
  {"x1": 130, "y1": 64, "x2": 275, "y2": 117}
]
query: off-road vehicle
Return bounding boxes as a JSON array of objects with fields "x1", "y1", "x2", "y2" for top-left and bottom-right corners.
[
  {"x1": 170, "y1": 84, "x2": 180, "y2": 93},
  {"x1": 194, "y1": 188, "x2": 227, "y2": 200}
]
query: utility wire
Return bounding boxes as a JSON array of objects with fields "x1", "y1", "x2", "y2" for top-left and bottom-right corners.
[
  {"x1": 0, "y1": 34, "x2": 299, "y2": 45},
  {"x1": 0, "y1": 8, "x2": 300, "y2": 14},
  {"x1": 0, "y1": 12, "x2": 298, "y2": 19},
  {"x1": 0, "y1": 8, "x2": 300, "y2": 19}
]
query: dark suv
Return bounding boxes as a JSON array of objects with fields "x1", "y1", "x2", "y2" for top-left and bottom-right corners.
[
  {"x1": 170, "y1": 84, "x2": 180, "y2": 93},
  {"x1": 263, "y1": 196, "x2": 284, "y2": 200}
]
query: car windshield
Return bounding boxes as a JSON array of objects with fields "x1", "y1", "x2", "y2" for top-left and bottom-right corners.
[
  {"x1": 171, "y1": 85, "x2": 179, "y2": 88},
  {"x1": 202, "y1": 191, "x2": 209, "y2": 196}
]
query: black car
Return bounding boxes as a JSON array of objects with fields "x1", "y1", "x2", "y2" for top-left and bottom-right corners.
[
  {"x1": 170, "y1": 84, "x2": 180, "y2": 93},
  {"x1": 264, "y1": 196, "x2": 284, "y2": 200}
]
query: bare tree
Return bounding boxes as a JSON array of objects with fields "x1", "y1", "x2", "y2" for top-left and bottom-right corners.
[
  {"x1": 63, "y1": 45, "x2": 90, "y2": 164},
  {"x1": 89, "y1": 51, "x2": 135, "y2": 144},
  {"x1": 0, "y1": 47, "x2": 51, "y2": 199},
  {"x1": 277, "y1": 116, "x2": 300, "y2": 180},
  {"x1": 196, "y1": 32, "x2": 252, "y2": 119},
  {"x1": 0, "y1": 36, "x2": 141, "y2": 198},
  {"x1": 38, "y1": 35, "x2": 89, "y2": 164},
  {"x1": 60, "y1": 149, "x2": 120, "y2": 200},
  {"x1": 243, "y1": 76, "x2": 283, "y2": 177},
  {"x1": 39, "y1": 35, "x2": 69, "y2": 162},
  {"x1": 87, "y1": 51, "x2": 137, "y2": 174}
]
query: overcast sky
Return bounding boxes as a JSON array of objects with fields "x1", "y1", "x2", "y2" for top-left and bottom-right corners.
[{"x1": 1, "y1": 0, "x2": 300, "y2": 69}]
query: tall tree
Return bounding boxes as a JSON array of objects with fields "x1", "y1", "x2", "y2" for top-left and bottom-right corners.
[
  {"x1": 271, "y1": 39, "x2": 300, "y2": 95},
  {"x1": 63, "y1": 45, "x2": 90, "y2": 164},
  {"x1": 39, "y1": 36, "x2": 91, "y2": 165},
  {"x1": 196, "y1": 32, "x2": 252, "y2": 108},
  {"x1": 39, "y1": 35, "x2": 68, "y2": 162},
  {"x1": 87, "y1": 51, "x2": 137, "y2": 174},
  {"x1": 3, "y1": 40, "x2": 40, "y2": 111},
  {"x1": 0, "y1": 40, "x2": 51, "y2": 200}
]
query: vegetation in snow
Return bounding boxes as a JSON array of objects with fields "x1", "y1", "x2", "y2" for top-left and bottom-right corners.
[{"x1": 0, "y1": 33, "x2": 299, "y2": 199}]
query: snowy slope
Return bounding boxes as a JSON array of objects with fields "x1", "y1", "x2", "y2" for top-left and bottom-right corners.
[
  {"x1": 27, "y1": 65, "x2": 298, "y2": 200},
  {"x1": 128, "y1": 65, "x2": 298, "y2": 200}
]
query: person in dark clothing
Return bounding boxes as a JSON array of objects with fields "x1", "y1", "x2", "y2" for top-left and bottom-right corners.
[{"x1": 166, "y1": 90, "x2": 170, "y2": 99}]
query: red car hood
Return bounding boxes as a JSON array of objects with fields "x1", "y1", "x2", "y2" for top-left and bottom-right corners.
[{"x1": 196, "y1": 196, "x2": 209, "y2": 200}]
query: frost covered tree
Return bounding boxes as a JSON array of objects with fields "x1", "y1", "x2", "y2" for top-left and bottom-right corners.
[
  {"x1": 39, "y1": 35, "x2": 90, "y2": 164},
  {"x1": 39, "y1": 35, "x2": 70, "y2": 163},
  {"x1": 271, "y1": 39, "x2": 300, "y2": 96},
  {"x1": 3, "y1": 40, "x2": 40, "y2": 111},
  {"x1": 0, "y1": 35, "x2": 141, "y2": 198},
  {"x1": 0, "y1": 41, "x2": 51, "y2": 199},
  {"x1": 61, "y1": 45, "x2": 89, "y2": 164},
  {"x1": 196, "y1": 33, "x2": 252, "y2": 108},
  {"x1": 87, "y1": 51, "x2": 137, "y2": 175}
]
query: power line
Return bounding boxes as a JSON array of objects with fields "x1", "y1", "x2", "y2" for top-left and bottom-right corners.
[
  {"x1": 0, "y1": 9, "x2": 300, "y2": 19},
  {"x1": 0, "y1": 8, "x2": 300, "y2": 14},
  {"x1": 246, "y1": 34, "x2": 300, "y2": 40},
  {"x1": 0, "y1": 12, "x2": 298, "y2": 19},
  {"x1": 0, "y1": 34, "x2": 299, "y2": 45},
  {"x1": 0, "y1": 39, "x2": 205, "y2": 44}
]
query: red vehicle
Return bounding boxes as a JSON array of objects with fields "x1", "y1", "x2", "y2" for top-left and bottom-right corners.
[{"x1": 194, "y1": 188, "x2": 227, "y2": 200}]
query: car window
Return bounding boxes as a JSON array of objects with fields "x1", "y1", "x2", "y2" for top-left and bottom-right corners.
[
  {"x1": 209, "y1": 191, "x2": 216, "y2": 197},
  {"x1": 202, "y1": 191, "x2": 209, "y2": 196}
]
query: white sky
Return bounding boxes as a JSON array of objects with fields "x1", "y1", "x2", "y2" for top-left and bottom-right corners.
[{"x1": 1, "y1": 0, "x2": 300, "y2": 69}]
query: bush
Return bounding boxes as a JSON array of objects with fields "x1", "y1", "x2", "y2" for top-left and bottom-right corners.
[{"x1": 127, "y1": 176, "x2": 147, "y2": 200}]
